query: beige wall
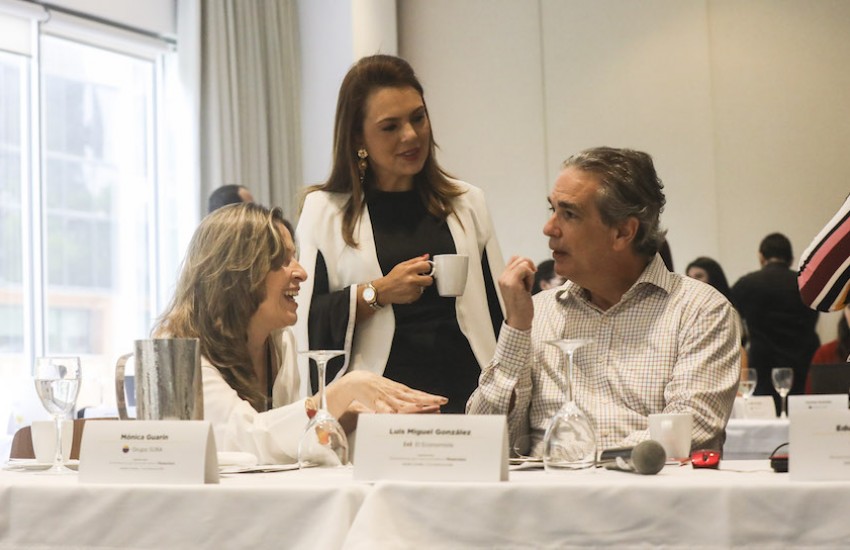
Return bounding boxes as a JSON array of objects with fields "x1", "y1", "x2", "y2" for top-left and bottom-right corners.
[{"x1": 399, "y1": 0, "x2": 850, "y2": 340}]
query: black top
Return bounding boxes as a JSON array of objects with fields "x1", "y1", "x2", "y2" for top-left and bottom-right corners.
[
  {"x1": 732, "y1": 262, "x2": 820, "y2": 400},
  {"x1": 307, "y1": 189, "x2": 502, "y2": 413}
]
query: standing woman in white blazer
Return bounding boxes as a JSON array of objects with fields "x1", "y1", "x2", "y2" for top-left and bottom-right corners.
[{"x1": 295, "y1": 55, "x2": 505, "y2": 413}]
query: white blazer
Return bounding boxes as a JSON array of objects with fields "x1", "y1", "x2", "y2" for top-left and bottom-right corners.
[{"x1": 294, "y1": 180, "x2": 505, "y2": 398}]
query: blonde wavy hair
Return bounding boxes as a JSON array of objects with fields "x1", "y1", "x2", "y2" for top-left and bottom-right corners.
[{"x1": 153, "y1": 202, "x2": 290, "y2": 411}]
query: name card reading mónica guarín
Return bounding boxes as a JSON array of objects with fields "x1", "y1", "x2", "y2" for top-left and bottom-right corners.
[
  {"x1": 354, "y1": 414, "x2": 508, "y2": 482},
  {"x1": 78, "y1": 420, "x2": 219, "y2": 484}
]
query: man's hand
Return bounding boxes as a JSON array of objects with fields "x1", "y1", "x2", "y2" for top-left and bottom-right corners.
[{"x1": 499, "y1": 256, "x2": 536, "y2": 331}]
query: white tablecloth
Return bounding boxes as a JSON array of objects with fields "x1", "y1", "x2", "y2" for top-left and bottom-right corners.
[
  {"x1": 724, "y1": 418, "x2": 789, "y2": 459},
  {"x1": 2, "y1": 461, "x2": 848, "y2": 549},
  {"x1": 345, "y1": 461, "x2": 850, "y2": 549},
  {"x1": 0, "y1": 467, "x2": 369, "y2": 549}
]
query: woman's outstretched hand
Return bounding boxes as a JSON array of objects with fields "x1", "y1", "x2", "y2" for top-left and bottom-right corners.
[{"x1": 325, "y1": 370, "x2": 447, "y2": 421}]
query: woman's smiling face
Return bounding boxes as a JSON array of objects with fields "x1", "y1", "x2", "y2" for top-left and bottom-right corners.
[{"x1": 253, "y1": 224, "x2": 307, "y2": 332}]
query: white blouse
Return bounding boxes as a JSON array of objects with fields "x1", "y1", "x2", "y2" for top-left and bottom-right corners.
[{"x1": 202, "y1": 328, "x2": 307, "y2": 464}]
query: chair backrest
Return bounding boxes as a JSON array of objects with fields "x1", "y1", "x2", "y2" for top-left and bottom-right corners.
[
  {"x1": 9, "y1": 418, "x2": 116, "y2": 460},
  {"x1": 808, "y1": 363, "x2": 850, "y2": 395}
]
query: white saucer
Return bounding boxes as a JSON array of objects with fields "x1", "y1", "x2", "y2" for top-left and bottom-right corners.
[{"x1": 4, "y1": 459, "x2": 80, "y2": 471}]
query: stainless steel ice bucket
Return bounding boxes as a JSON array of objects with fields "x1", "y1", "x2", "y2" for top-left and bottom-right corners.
[{"x1": 115, "y1": 338, "x2": 203, "y2": 420}]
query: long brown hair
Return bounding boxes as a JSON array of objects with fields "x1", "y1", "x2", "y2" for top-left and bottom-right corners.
[
  {"x1": 153, "y1": 203, "x2": 290, "y2": 411},
  {"x1": 303, "y1": 54, "x2": 462, "y2": 247}
]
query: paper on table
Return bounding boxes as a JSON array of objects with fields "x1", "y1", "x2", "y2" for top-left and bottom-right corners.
[{"x1": 218, "y1": 462, "x2": 304, "y2": 474}]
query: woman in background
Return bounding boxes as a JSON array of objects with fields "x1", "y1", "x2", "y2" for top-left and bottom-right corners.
[
  {"x1": 531, "y1": 259, "x2": 565, "y2": 295},
  {"x1": 153, "y1": 203, "x2": 446, "y2": 464},
  {"x1": 295, "y1": 55, "x2": 504, "y2": 413},
  {"x1": 686, "y1": 256, "x2": 733, "y2": 302}
]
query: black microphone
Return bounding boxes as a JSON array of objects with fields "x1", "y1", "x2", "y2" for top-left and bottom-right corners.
[{"x1": 599, "y1": 440, "x2": 667, "y2": 475}]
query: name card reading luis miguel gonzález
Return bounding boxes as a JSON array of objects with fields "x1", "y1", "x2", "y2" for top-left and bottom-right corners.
[
  {"x1": 78, "y1": 420, "x2": 219, "y2": 484},
  {"x1": 353, "y1": 414, "x2": 508, "y2": 482}
]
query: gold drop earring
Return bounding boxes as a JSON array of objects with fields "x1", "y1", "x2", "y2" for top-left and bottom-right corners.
[{"x1": 357, "y1": 148, "x2": 368, "y2": 185}]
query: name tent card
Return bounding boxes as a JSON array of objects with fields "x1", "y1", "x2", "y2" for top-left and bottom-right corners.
[
  {"x1": 79, "y1": 420, "x2": 219, "y2": 484},
  {"x1": 354, "y1": 414, "x2": 508, "y2": 482},
  {"x1": 733, "y1": 396, "x2": 778, "y2": 419},
  {"x1": 788, "y1": 394, "x2": 848, "y2": 415},
  {"x1": 790, "y1": 408, "x2": 850, "y2": 481}
]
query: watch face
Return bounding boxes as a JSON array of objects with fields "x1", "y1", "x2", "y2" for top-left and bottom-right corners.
[{"x1": 363, "y1": 286, "x2": 376, "y2": 303}]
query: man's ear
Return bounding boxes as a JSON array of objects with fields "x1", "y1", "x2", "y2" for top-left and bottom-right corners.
[{"x1": 612, "y1": 217, "x2": 639, "y2": 251}]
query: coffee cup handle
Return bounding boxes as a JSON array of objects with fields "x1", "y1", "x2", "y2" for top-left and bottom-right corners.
[
  {"x1": 425, "y1": 260, "x2": 436, "y2": 277},
  {"x1": 115, "y1": 352, "x2": 133, "y2": 420}
]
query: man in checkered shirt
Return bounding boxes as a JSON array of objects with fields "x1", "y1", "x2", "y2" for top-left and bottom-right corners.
[{"x1": 467, "y1": 147, "x2": 740, "y2": 455}]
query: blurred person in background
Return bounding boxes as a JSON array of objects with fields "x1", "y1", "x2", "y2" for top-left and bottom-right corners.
[
  {"x1": 531, "y1": 259, "x2": 565, "y2": 295},
  {"x1": 208, "y1": 183, "x2": 254, "y2": 213},
  {"x1": 732, "y1": 233, "x2": 819, "y2": 404}
]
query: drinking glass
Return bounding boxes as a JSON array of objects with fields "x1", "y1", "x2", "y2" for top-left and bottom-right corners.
[
  {"x1": 33, "y1": 356, "x2": 81, "y2": 474},
  {"x1": 739, "y1": 368, "x2": 757, "y2": 417},
  {"x1": 771, "y1": 367, "x2": 794, "y2": 419},
  {"x1": 542, "y1": 338, "x2": 597, "y2": 471},
  {"x1": 297, "y1": 350, "x2": 349, "y2": 468}
]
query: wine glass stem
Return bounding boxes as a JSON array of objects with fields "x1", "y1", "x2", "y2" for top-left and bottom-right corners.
[
  {"x1": 565, "y1": 351, "x2": 574, "y2": 403},
  {"x1": 781, "y1": 394, "x2": 788, "y2": 418},
  {"x1": 316, "y1": 359, "x2": 328, "y2": 411},
  {"x1": 53, "y1": 414, "x2": 63, "y2": 466}
]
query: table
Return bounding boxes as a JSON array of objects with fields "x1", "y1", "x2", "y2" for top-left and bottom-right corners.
[
  {"x1": 0, "y1": 467, "x2": 368, "y2": 549},
  {"x1": 724, "y1": 418, "x2": 789, "y2": 459},
  {"x1": 2, "y1": 461, "x2": 849, "y2": 549}
]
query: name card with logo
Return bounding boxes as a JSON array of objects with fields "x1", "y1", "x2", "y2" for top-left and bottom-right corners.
[
  {"x1": 79, "y1": 420, "x2": 219, "y2": 484},
  {"x1": 790, "y1": 409, "x2": 850, "y2": 481},
  {"x1": 353, "y1": 414, "x2": 508, "y2": 482},
  {"x1": 788, "y1": 394, "x2": 848, "y2": 415},
  {"x1": 733, "y1": 396, "x2": 777, "y2": 419}
]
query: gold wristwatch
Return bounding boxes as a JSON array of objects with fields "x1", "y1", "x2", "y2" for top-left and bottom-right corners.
[{"x1": 363, "y1": 282, "x2": 383, "y2": 311}]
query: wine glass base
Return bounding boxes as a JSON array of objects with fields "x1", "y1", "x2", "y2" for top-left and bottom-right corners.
[
  {"x1": 297, "y1": 412, "x2": 349, "y2": 468},
  {"x1": 37, "y1": 463, "x2": 77, "y2": 475}
]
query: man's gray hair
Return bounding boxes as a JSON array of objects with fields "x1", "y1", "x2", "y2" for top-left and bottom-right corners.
[{"x1": 562, "y1": 147, "x2": 667, "y2": 257}]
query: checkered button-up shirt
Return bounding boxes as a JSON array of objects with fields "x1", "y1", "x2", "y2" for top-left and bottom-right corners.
[{"x1": 467, "y1": 255, "x2": 740, "y2": 454}]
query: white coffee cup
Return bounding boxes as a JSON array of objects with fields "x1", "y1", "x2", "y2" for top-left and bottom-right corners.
[
  {"x1": 648, "y1": 412, "x2": 693, "y2": 460},
  {"x1": 426, "y1": 254, "x2": 469, "y2": 297},
  {"x1": 31, "y1": 419, "x2": 73, "y2": 463}
]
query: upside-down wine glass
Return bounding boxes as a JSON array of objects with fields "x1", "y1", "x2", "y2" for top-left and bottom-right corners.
[
  {"x1": 33, "y1": 356, "x2": 81, "y2": 474},
  {"x1": 739, "y1": 368, "x2": 757, "y2": 418},
  {"x1": 771, "y1": 367, "x2": 794, "y2": 419},
  {"x1": 542, "y1": 338, "x2": 597, "y2": 471},
  {"x1": 297, "y1": 350, "x2": 349, "y2": 468}
]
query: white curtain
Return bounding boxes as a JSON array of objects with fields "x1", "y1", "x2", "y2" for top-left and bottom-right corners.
[{"x1": 199, "y1": 0, "x2": 302, "y2": 222}]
